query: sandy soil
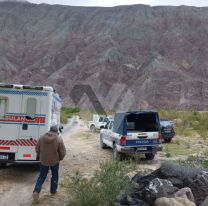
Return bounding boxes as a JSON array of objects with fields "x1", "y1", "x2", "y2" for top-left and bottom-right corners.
[{"x1": 0, "y1": 116, "x2": 162, "y2": 206}]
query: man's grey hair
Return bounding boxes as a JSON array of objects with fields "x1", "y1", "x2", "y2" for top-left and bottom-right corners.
[{"x1": 50, "y1": 125, "x2": 58, "y2": 133}]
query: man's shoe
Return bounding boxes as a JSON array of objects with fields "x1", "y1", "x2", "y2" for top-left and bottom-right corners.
[
  {"x1": 33, "y1": 192, "x2": 39, "y2": 202},
  {"x1": 51, "y1": 191, "x2": 57, "y2": 195}
]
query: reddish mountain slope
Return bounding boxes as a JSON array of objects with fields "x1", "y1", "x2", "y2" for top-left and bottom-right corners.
[{"x1": 0, "y1": 2, "x2": 208, "y2": 110}]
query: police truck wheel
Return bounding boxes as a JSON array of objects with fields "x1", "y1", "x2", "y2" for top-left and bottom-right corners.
[
  {"x1": 100, "y1": 136, "x2": 107, "y2": 149},
  {"x1": 90, "y1": 125, "x2": 96, "y2": 132},
  {"x1": 145, "y1": 153, "x2": 155, "y2": 160}
]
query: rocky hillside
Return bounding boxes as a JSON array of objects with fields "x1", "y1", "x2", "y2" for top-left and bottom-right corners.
[
  {"x1": 0, "y1": 2, "x2": 208, "y2": 110},
  {"x1": 0, "y1": 0, "x2": 28, "y2": 2}
]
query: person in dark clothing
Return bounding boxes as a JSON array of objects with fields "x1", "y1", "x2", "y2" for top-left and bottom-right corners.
[{"x1": 33, "y1": 125, "x2": 66, "y2": 202}]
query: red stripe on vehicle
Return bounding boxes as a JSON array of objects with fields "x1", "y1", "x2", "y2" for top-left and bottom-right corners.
[
  {"x1": 13, "y1": 141, "x2": 18, "y2": 146},
  {"x1": 0, "y1": 140, "x2": 6, "y2": 145},
  {"x1": 30, "y1": 140, "x2": 36, "y2": 146},
  {"x1": 0, "y1": 116, "x2": 46, "y2": 124},
  {"x1": 4, "y1": 141, "x2": 8, "y2": 145},
  {"x1": 22, "y1": 140, "x2": 28, "y2": 146},
  {"x1": 28, "y1": 140, "x2": 34, "y2": 146},
  {"x1": 0, "y1": 146, "x2": 10, "y2": 150},
  {"x1": 27, "y1": 140, "x2": 32, "y2": 146},
  {"x1": 33, "y1": 140, "x2": 38, "y2": 146},
  {"x1": 23, "y1": 139, "x2": 29, "y2": 146},
  {"x1": 23, "y1": 154, "x2": 31, "y2": 158},
  {"x1": 16, "y1": 139, "x2": 22, "y2": 146},
  {"x1": 21, "y1": 140, "x2": 26, "y2": 146},
  {"x1": 31, "y1": 140, "x2": 36, "y2": 146},
  {"x1": 0, "y1": 139, "x2": 38, "y2": 146},
  {"x1": 24, "y1": 140, "x2": 31, "y2": 146},
  {"x1": 8, "y1": 141, "x2": 12, "y2": 145}
]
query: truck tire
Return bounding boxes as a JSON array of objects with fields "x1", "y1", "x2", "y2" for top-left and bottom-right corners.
[
  {"x1": 90, "y1": 125, "x2": 96, "y2": 132},
  {"x1": 145, "y1": 153, "x2": 155, "y2": 160},
  {"x1": 100, "y1": 136, "x2": 107, "y2": 149},
  {"x1": 113, "y1": 144, "x2": 123, "y2": 161},
  {"x1": 164, "y1": 138, "x2": 172, "y2": 143},
  {"x1": 0, "y1": 163, "x2": 7, "y2": 168}
]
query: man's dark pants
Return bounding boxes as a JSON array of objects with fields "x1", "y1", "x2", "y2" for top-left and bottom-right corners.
[{"x1": 34, "y1": 163, "x2": 59, "y2": 193}]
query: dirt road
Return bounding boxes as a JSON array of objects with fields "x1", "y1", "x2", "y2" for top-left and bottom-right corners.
[{"x1": 0, "y1": 117, "x2": 161, "y2": 206}]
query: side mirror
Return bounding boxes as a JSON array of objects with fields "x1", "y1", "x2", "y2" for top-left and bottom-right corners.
[
  {"x1": 59, "y1": 125, "x2": 64, "y2": 133},
  {"x1": 26, "y1": 116, "x2": 35, "y2": 120}
]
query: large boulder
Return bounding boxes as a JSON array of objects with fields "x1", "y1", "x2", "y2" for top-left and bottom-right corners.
[
  {"x1": 200, "y1": 196, "x2": 208, "y2": 206},
  {"x1": 175, "y1": 187, "x2": 195, "y2": 203},
  {"x1": 155, "y1": 197, "x2": 196, "y2": 206},
  {"x1": 186, "y1": 171, "x2": 208, "y2": 205},
  {"x1": 145, "y1": 178, "x2": 175, "y2": 204},
  {"x1": 156, "y1": 185, "x2": 178, "y2": 199}
]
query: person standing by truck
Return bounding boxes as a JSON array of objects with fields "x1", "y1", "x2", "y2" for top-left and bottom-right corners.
[{"x1": 32, "y1": 125, "x2": 66, "y2": 202}]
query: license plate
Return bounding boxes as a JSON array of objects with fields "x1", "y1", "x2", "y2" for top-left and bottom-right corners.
[
  {"x1": 137, "y1": 147, "x2": 147, "y2": 151},
  {"x1": 0, "y1": 155, "x2": 8, "y2": 160}
]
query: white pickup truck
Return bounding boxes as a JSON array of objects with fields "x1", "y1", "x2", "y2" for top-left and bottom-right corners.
[
  {"x1": 88, "y1": 114, "x2": 113, "y2": 132},
  {"x1": 100, "y1": 111, "x2": 162, "y2": 160}
]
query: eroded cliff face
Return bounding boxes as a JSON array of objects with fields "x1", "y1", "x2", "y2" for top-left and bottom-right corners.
[
  {"x1": 0, "y1": 2, "x2": 208, "y2": 110},
  {"x1": 0, "y1": 0, "x2": 28, "y2": 2}
]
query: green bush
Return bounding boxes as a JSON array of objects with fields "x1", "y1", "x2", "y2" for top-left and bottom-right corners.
[
  {"x1": 159, "y1": 110, "x2": 208, "y2": 138},
  {"x1": 65, "y1": 161, "x2": 135, "y2": 206},
  {"x1": 174, "y1": 125, "x2": 193, "y2": 137},
  {"x1": 61, "y1": 107, "x2": 80, "y2": 124}
]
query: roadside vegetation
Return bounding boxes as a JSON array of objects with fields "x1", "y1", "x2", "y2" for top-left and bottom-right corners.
[
  {"x1": 160, "y1": 110, "x2": 208, "y2": 165},
  {"x1": 64, "y1": 161, "x2": 136, "y2": 206},
  {"x1": 175, "y1": 152, "x2": 208, "y2": 168},
  {"x1": 159, "y1": 110, "x2": 208, "y2": 139},
  {"x1": 61, "y1": 107, "x2": 80, "y2": 123}
]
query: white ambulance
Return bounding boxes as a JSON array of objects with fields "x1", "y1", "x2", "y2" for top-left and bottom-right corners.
[{"x1": 0, "y1": 83, "x2": 62, "y2": 166}]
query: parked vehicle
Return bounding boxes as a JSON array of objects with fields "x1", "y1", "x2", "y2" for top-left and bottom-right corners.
[
  {"x1": 88, "y1": 114, "x2": 113, "y2": 132},
  {"x1": 0, "y1": 83, "x2": 61, "y2": 166},
  {"x1": 100, "y1": 111, "x2": 162, "y2": 160},
  {"x1": 160, "y1": 119, "x2": 175, "y2": 143}
]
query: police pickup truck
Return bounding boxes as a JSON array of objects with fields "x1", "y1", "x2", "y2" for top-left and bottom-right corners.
[{"x1": 100, "y1": 111, "x2": 162, "y2": 160}]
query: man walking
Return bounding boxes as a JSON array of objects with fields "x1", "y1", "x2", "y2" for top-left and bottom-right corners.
[{"x1": 33, "y1": 125, "x2": 66, "y2": 202}]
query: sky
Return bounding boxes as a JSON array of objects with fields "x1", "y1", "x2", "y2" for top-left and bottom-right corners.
[{"x1": 28, "y1": 0, "x2": 208, "y2": 7}]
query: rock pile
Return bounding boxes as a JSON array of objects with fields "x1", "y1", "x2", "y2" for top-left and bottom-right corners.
[{"x1": 120, "y1": 162, "x2": 208, "y2": 206}]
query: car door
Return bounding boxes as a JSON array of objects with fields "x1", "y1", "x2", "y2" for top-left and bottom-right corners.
[
  {"x1": 102, "y1": 122, "x2": 111, "y2": 146},
  {"x1": 17, "y1": 95, "x2": 41, "y2": 160},
  {"x1": 103, "y1": 122, "x2": 114, "y2": 147}
]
